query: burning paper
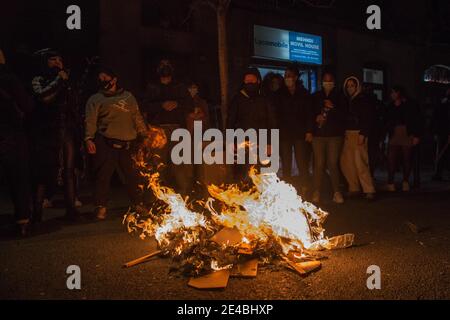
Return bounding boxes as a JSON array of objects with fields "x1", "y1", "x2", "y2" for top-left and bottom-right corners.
[{"x1": 124, "y1": 162, "x2": 353, "y2": 277}]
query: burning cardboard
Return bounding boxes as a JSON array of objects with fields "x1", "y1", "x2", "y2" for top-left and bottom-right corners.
[
  {"x1": 188, "y1": 269, "x2": 231, "y2": 289},
  {"x1": 231, "y1": 259, "x2": 258, "y2": 278},
  {"x1": 124, "y1": 162, "x2": 354, "y2": 285}
]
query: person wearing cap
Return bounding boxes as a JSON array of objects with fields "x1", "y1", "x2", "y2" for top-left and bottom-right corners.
[
  {"x1": 30, "y1": 49, "x2": 82, "y2": 222},
  {"x1": 85, "y1": 67, "x2": 149, "y2": 220},
  {"x1": 0, "y1": 48, "x2": 34, "y2": 236},
  {"x1": 227, "y1": 67, "x2": 278, "y2": 181},
  {"x1": 340, "y1": 76, "x2": 376, "y2": 201},
  {"x1": 143, "y1": 59, "x2": 194, "y2": 195}
]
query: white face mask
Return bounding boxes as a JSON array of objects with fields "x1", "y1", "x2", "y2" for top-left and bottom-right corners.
[{"x1": 323, "y1": 82, "x2": 335, "y2": 92}]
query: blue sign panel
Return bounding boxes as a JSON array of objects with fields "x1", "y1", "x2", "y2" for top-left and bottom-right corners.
[
  {"x1": 254, "y1": 25, "x2": 322, "y2": 65},
  {"x1": 288, "y1": 31, "x2": 322, "y2": 65}
]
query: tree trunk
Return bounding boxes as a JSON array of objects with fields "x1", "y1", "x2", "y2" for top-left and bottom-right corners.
[{"x1": 217, "y1": 1, "x2": 229, "y2": 129}]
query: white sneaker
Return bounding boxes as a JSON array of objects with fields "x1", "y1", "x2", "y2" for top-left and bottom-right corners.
[
  {"x1": 333, "y1": 192, "x2": 345, "y2": 204},
  {"x1": 75, "y1": 198, "x2": 83, "y2": 208},
  {"x1": 384, "y1": 184, "x2": 396, "y2": 192},
  {"x1": 402, "y1": 181, "x2": 410, "y2": 192},
  {"x1": 312, "y1": 191, "x2": 320, "y2": 203}
]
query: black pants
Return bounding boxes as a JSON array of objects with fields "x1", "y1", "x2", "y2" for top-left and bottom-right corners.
[
  {"x1": 33, "y1": 131, "x2": 78, "y2": 218},
  {"x1": 435, "y1": 135, "x2": 450, "y2": 178},
  {"x1": 0, "y1": 132, "x2": 32, "y2": 223},
  {"x1": 152, "y1": 125, "x2": 193, "y2": 196},
  {"x1": 388, "y1": 145, "x2": 413, "y2": 183},
  {"x1": 280, "y1": 138, "x2": 312, "y2": 188},
  {"x1": 92, "y1": 135, "x2": 139, "y2": 207}
]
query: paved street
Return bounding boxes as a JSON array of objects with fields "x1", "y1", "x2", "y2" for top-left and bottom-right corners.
[{"x1": 1, "y1": 178, "x2": 450, "y2": 300}]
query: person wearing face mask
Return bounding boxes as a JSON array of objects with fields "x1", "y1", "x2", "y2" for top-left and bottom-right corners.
[
  {"x1": 340, "y1": 76, "x2": 376, "y2": 201},
  {"x1": 277, "y1": 64, "x2": 313, "y2": 195},
  {"x1": 262, "y1": 72, "x2": 284, "y2": 105},
  {"x1": 84, "y1": 67, "x2": 149, "y2": 220},
  {"x1": 143, "y1": 59, "x2": 194, "y2": 196},
  {"x1": 310, "y1": 71, "x2": 346, "y2": 204},
  {"x1": 227, "y1": 67, "x2": 278, "y2": 181},
  {"x1": 186, "y1": 80, "x2": 210, "y2": 133},
  {"x1": 30, "y1": 49, "x2": 82, "y2": 223}
]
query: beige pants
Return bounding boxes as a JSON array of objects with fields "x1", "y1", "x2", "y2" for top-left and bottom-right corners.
[{"x1": 340, "y1": 130, "x2": 376, "y2": 193}]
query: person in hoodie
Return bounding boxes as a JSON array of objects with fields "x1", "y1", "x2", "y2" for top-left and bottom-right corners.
[
  {"x1": 143, "y1": 59, "x2": 194, "y2": 195},
  {"x1": 30, "y1": 49, "x2": 82, "y2": 222},
  {"x1": 227, "y1": 67, "x2": 278, "y2": 181},
  {"x1": 0, "y1": 48, "x2": 34, "y2": 236},
  {"x1": 277, "y1": 64, "x2": 313, "y2": 194},
  {"x1": 340, "y1": 76, "x2": 376, "y2": 201},
  {"x1": 85, "y1": 66, "x2": 149, "y2": 220},
  {"x1": 310, "y1": 71, "x2": 346, "y2": 204}
]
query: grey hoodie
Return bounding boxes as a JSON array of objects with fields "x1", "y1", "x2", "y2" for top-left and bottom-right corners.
[{"x1": 85, "y1": 89, "x2": 147, "y2": 141}]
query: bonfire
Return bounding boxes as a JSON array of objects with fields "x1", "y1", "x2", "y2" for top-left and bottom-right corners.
[{"x1": 123, "y1": 139, "x2": 354, "y2": 288}]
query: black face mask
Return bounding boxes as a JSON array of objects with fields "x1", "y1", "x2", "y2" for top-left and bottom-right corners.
[
  {"x1": 98, "y1": 79, "x2": 113, "y2": 91},
  {"x1": 244, "y1": 83, "x2": 259, "y2": 96},
  {"x1": 48, "y1": 66, "x2": 61, "y2": 77},
  {"x1": 158, "y1": 66, "x2": 173, "y2": 77}
]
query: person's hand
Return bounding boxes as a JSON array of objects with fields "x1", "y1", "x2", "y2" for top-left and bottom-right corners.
[
  {"x1": 324, "y1": 99, "x2": 334, "y2": 109},
  {"x1": 358, "y1": 134, "x2": 366, "y2": 146},
  {"x1": 86, "y1": 140, "x2": 96, "y2": 154},
  {"x1": 162, "y1": 101, "x2": 178, "y2": 111},
  {"x1": 412, "y1": 137, "x2": 420, "y2": 146},
  {"x1": 316, "y1": 114, "x2": 326, "y2": 125},
  {"x1": 188, "y1": 108, "x2": 205, "y2": 121},
  {"x1": 305, "y1": 133, "x2": 313, "y2": 143},
  {"x1": 58, "y1": 70, "x2": 69, "y2": 81}
]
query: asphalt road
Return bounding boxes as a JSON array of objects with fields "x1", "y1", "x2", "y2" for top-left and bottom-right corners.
[{"x1": 1, "y1": 186, "x2": 450, "y2": 300}]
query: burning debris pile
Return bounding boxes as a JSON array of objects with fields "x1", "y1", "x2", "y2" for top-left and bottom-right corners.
[{"x1": 124, "y1": 160, "x2": 354, "y2": 289}]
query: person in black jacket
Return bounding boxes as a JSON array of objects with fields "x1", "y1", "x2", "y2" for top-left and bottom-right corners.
[
  {"x1": 277, "y1": 64, "x2": 312, "y2": 193},
  {"x1": 0, "y1": 48, "x2": 34, "y2": 236},
  {"x1": 383, "y1": 86, "x2": 422, "y2": 192},
  {"x1": 143, "y1": 59, "x2": 194, "y2": 195},
  {"x1": 340, "y1": 76, "x2": 376, "y2": 200},
  {"x1": 227, "y1": 67, "x2": 278, "y2": 181},
  {"x1": 310, "y1": 71, "x2": 346, "y2": 204},
  {"x1": 30, "y1": 49, "x2": 82, "y2": 222},
  {"x1": 432, "y1": 87, "x2": 450, "y2": 181}
]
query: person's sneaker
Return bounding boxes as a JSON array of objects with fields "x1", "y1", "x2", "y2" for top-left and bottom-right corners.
[
  {"x1": 42, "y1": 198, "x2": 53, "y2": 208},
  {"x1": 402, "y1": 181, "x2": 410, "y2": 192},
  {"x1": 94, "y1": 206, "x2": 107, "y2": 220},
  {"x1": 333, "y1": 192, "x2": 345, "y2": 204},
  {"x1": 75, "y1": 198, "x2": 83, "y2": 208},
  {"x1": 382, "y1": 183, "x2": 396, "y2": 192},
  {"x1": 365, "y1": 193, "x2": 376, "y2": 201},
  {"x1": 311, "y1": 191, "x2": 320, "y2": 203}
]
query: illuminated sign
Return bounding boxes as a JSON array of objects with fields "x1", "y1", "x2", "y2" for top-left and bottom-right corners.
[{"x1": 254, "y1": 25, "x2": 322, "y2": 65}]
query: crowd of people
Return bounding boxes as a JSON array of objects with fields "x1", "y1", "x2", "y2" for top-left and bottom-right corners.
[{"x1": 1, "y1": 47, "x2": 450, "y2": 238}]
